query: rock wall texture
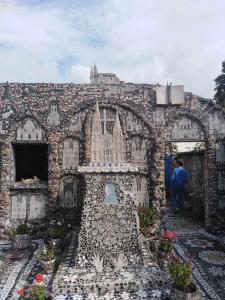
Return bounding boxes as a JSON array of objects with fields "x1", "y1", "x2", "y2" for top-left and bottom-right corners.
[{"x1": 0, "y1": 81, "x2": 225, "y2": 233}]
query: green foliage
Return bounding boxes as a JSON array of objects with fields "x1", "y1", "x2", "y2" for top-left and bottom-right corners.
[
  {"x1": 214, "y1": 61, "x2": 225, "y2": 108},
  {"x1": 30, "y1": 285, "x2": 48, "y2": 300},
  {"x1": 50, "y1": 224, "x2": 68, "y2": 239},
  {"x1": 37, "y1": 244, "x2": 55, "y2": 262},
  {"x1": 168, "y1": 257, "x2": 193, "y2": 289},
  {"x1": 138, "y1": 206, "x2": 155, "y2": 228},
  {"x1": 158, "y1": 241, "x2": 173, "y2": 253},
  {"x1": 13, "y1": 224, "x2": 29, "y2": 235}
]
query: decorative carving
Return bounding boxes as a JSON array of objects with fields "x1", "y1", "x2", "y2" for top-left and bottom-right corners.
[
  {"x1": 127, "y1": 112, "x2": 142, "y2": 131},
  {"x1": 60, "y1": 178, "x2": 77, "y2": 208},
  {"x1": 47, "y1": 102, "x2": 60, "y2": 126},
  {"x1": 91, "y1": 102, "x2": 125, "y2": 163},
  {"x1": 16, "y1": 119, "x2": 44, "y2": 141},
  {"x1": 136, "y1": 176, "x2": 149, "y2": 206},
  {"x1": 11, "y1": 195, "x2": 27, "y2": 219},
  {"x1": 216, "y1": 141, "x2": 225, "y2": 165},
  {"x1": 29, "y1": 194, "x2": 45, "y2": 219},
  {"x1": 63, "y1": 138, "x2": 80, "y2": 170},
  {"x1": 153, "y1": 109, "x2": 165, "y2": 126},
  {"x1": 172, "y1": 118, "x2": 204, "y2": 141},
  {"x1": 130, "y1": 137, "x2": 148, "y2": 169}
]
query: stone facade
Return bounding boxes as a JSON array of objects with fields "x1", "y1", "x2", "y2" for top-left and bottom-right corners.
[{"x1": 0, "y1": 68, "x2": 225, "y2": 233}]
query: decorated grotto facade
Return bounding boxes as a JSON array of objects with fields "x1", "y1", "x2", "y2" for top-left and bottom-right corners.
[{"x1": 0, "y1": 66, "x2": 225, "y2": 235}]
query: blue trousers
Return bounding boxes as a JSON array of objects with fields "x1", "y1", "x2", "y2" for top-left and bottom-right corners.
[{"x1": 171, "y1": 188, "x2": 184, "y2": 209}]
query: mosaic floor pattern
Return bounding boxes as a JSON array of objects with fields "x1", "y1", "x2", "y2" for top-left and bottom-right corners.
[
  {"x1": 1, "y1": 214, "x2": 225, "y2": 299},
  {"x1": 164, "y1": 210, "x2": 225, "y2": 300}
]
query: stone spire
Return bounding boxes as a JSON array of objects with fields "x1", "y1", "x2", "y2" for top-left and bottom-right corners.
[
  {"x1": 91, "y1": 101, "x2": 102, "y2": 162},
  {"x1": 90, "y1": 63, "x2": 98, "y2": 84},
  {"x1": 112, "y1": 110, "x2": 124, "y2": 162}
]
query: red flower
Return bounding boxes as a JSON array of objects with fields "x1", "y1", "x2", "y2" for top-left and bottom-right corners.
[
  {"x1": 162, "y1": 232, "x2": 169, "y2": 239},
  {"x1": 18, "y1": 288, "x2": 25, "y2": 295},
  {"x1": 35, "y1": 274, "x2": 44, "y2": 283},
  {"x1": 171, "y1": 232, "x2": 177, "y2": 238}
]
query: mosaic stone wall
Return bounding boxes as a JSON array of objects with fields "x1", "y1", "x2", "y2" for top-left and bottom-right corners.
[
  {"x1": 76, "y1": 173, "x2": 140, "y2": 267},
  {"x1": 0, "y1": 80, "x2": 225, "y2": 232}
]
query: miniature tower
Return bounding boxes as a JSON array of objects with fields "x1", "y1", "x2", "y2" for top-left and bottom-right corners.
[
  {"x1": 112, "y1": 110, "x2": 125, "y2": 162},
  {"x1": 90, "y1": 62, "x2": 98, "y2": 84}
]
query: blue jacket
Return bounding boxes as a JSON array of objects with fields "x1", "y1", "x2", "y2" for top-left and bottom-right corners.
[{"x1": 171, "y1": 167, "x2": 188, "y2": 190}]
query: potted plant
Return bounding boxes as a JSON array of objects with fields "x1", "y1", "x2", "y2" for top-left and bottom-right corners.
[
  {"x1": 18, "y1": 274, "x2": 51, "y2": 299},
  {"x1": 168, "y1": 255, "x2": 201, "y2": 300},
  {"x1": 158, "y1": 232, "x2": 177, "y2": 257},
  {"x1": 11, "y1": 223, "x2": 31, "y2": 250},
  {"x1": 36, "y1": 243, "x2": 56, "y2": 273}
]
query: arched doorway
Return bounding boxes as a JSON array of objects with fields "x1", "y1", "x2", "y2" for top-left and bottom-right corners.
[{"x1": 165, "y1": 116, "x2": 207, "y2": 222}]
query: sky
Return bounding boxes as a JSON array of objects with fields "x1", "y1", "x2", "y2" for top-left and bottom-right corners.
[{"x1": 0, "y1": 0, "x2": 225, "y2": 98}]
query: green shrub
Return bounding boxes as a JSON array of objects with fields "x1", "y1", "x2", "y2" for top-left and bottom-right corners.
[
  {"x1": 138, "y1": 206, "x2": 155, "y2": 228},
  {"x1": 13, "y1": 224, "x2": 29, "y2": 235},
  {"x1": 168, "y1": 256, "x2": 193, "y2": 289},
  {"x1": 31, "y1": 285, "x2": 48, "y2": 300}
]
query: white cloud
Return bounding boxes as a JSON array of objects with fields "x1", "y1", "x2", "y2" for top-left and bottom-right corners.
[{"x1": 0, "y1": 0, "x2": 225, "y2": 98}]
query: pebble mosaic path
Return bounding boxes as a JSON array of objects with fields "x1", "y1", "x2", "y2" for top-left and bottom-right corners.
[
  {"x1": 0, "y1": 213, "x2": 225, "y2": 299},
  {"x1": 164, "y1": 210, "x2": 225, "y2": 300}
]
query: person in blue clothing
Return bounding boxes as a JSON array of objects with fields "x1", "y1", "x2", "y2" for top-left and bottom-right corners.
[{"x1": 171, "y1": 159, "x2": 188, "y2": 214}]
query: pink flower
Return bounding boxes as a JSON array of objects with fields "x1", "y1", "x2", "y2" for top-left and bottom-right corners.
[
  {"x1": 162, "y1": 232, "x2": 169, "y2": 239},
  {"x1": 171, "y1": 232, "x2": 177, "y2": 238},
  {"x1": 18, "y1": 288, "x2": 25, "y2": 295},
  {"x1": 35, "y1": 274, "x2": 44, "y2": 283}
]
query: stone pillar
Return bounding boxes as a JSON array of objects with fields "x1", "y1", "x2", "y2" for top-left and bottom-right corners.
[
  {"x1": 151, "y1": 132, "x2": 166, "y2": 211},
  {"x1": 205, "y1": 138, "x2": 218, "y2": 232}
]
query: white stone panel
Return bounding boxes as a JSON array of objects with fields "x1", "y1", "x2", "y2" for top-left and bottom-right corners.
[
  {"x1": 47, "y1": 103, "x2": 60, "y2": 126},
  {"x1": 170, "y1": 85, "x2": 184, "y2": 104},
  {"x1": 11, "y1": 195, "x2": 26, "y2": 219},
  {"x1": 29, "y1": 194, "x2": 45, "y2": 219},
  {"x1": 153, "y1": 109, "x2": 165, "y2": 126},
  {"x1": 172, "y1": 118, "x2": 204, "y2": 141},
  {"x1": 156, "y1": 86, "x2": 168, "y2": 105},
  {"x1": 17, "y1": 119, "x2": 43, "y2": 141},
  {"x1": 63, "y1": 139, "x2": 80, "y2": 170}
]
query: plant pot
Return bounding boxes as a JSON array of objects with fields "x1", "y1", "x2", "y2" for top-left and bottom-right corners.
[
  {"x1": 11, "y1": 233, "x2": 31, "y2": 250},
  {"x1": 170, "y1": 283, "x2": 201, "y2": 300},
  {"x1": 40, "y1": 259, "x2": 55, "y2": 273}
]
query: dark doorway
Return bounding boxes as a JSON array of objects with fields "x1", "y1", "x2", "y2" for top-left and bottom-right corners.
[
  {"x1": 14, "y1": 144, "x2": 48, "y2": 182},
  {"x1": 166, "y1": 142, "x2": 205, "y2": 221}
]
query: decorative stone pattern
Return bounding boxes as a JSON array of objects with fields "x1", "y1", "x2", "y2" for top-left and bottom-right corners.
[
  {"x1": 16, "y1": 118, "x2": 44, "y2": 141},
  {"x1": 0, "y1": 69, "x2": 225, "y2": 232},
  {"x1": 62, "y1": 138, "x2": 80, "y2": 170},
  {"x1": 59, "y1": 176, "x2": 78, "y2": 208},
  {"x1": 76, "y1": 172, "x2": 140, "y2": 267}
]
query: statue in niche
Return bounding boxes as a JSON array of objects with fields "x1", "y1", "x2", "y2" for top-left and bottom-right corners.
[{"x1": 104, "y1": 183, "x2": 118, "y2": 204}]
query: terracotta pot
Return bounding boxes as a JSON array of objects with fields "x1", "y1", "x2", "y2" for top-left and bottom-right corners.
[
  {"x1": 12, "y1": 233, "x2": 30, "y2": 250},
  {"x1": 40, "y1": 259, "x2": 55, "y2": 273},
  {"x1": 170, "y1": 283, "x2": 201, "y2": 300}
]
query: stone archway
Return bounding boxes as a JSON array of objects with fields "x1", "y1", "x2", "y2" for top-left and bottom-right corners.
[{"x1": 164, "y1": 109, "x2": 211, "y2": 228}]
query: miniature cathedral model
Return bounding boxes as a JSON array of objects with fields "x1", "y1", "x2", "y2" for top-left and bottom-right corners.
[{"x1": 91, "y1": 101, "x2": 125, "y2": 163}]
